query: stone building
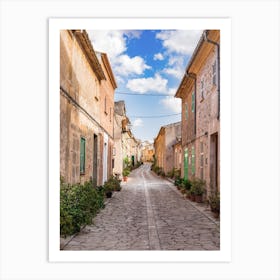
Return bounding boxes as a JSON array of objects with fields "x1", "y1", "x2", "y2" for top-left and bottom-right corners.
[
  {"x1": 140, "y1": 141, "x2": 154, "y2": 162},
  {"x1": 113, "y1": 101, "x2": 140, "y2": 177},
  {"x1": 154, "y1": 122, "x2": 181, "y2": 175},
  {"x1": 173, "y1": 138, "x2": 182, "y2": 171},
  {"x1": 97, "y1": 52, "x2": 117, "y2": 183},
  {"x1": 60, "y1": 30, "x2": 117, "y2": 186},
  {"x1": 175, "y1": 29, "x2": 220, "y2": 197}
]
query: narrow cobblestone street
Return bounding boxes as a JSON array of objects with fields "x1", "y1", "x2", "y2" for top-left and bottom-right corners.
[{"x1": 63, "y1": 163, "x2": 220, "y2": 250}]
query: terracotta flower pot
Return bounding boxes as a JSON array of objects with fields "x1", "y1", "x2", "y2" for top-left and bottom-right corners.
[
  {"x1": 123, "y1": 176, "x2": 127, "y2": 182},
  {"x1": 213, "y1": 211, "x2": 220, "y2": 218},
  {"x1": 106, "y1": 191, "x2": 112, "y2": 198},
  {"x1": 195, "y1": 195, "x2": 203, "y2": 203}
]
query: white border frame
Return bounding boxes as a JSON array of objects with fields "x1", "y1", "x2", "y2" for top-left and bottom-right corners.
[{"x1": 49, "y1": 18, "x2": 231, "y2": 262}]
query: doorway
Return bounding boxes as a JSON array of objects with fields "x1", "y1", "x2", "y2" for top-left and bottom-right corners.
[
  {"x1": 92, "y1": 134, "x2": 98, "y2": 187},
  {"x1": 210, "y1": 133, "x2": 218, "y2": 192}
]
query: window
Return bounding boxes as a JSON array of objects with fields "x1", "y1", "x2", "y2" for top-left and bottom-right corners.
[
  {"x1": 185, "y1": 103, "x2": 188, "y2": 119},
  {"x1": 201, "y1": 80, "x2": 204, "y2": 100},
  {"x1": 80, "y1": 137, "x2": 86, "y2": 174},
  {"x1": 191, "y1": 145, "x2": 195, "y2": 175},
  {"x1": 191, "y1": 91, "x2": 195, "y2": 112},
  {"x1": 110, "y1": 107, "x2": 112, "y2": 122},
  {"x1": 104, "y1": 96, "x2": 107, "y2": 114},
  {"x1": 212, "y1": 60, "x2": 217, "y2": 86},
  {"x1": 94, "y1": 78, "x2": 99, "y2": 100},
  {"x1": 200, "y1": 142, "x2": 204, "y2": 179}
]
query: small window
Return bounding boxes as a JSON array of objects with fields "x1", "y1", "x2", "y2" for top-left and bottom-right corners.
[
  {"x1": 200, "y1": 142, "x2": 204, "y2": 179},
  {"x1": 201, "y1": 80, "x2": 204, "y2": 100},
  {"x1": 80, "y1": 137, "x2": 86, "y2": 174},
  {"x1": 110, "y1": 107, "x2": 112, "y2": 122},
  {"x1": 185, "y1": 103, "x2": 188, "y2": 119},
  {"x1": 191, "y1": 145, "x2": 195, "y2": 175},
  {"x1": 94, "y1": 78, "x2": 99, "y2": 101},
  {"x1": 191, "y1": 91, "x2": 195, "y2": 112},
  {"x1": 104, "y1": 96, "x2": 107, "y2": 114}
]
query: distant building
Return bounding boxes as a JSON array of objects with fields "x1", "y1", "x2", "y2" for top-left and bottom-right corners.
[
  {"x1": 113, "y1": 101, "x2": 140, "y2": 177},
  {"x1": 175, "y1": 29, "x2": 220, "y2": 197},
  {"x1": 154, "y1": 122, "x2": 181, "y2": 175},
  {"x1": 60, "y1": 30, "x2": 117, "y2": 186},
  {"x1": 173, "y1": 138, "x2": 182, "y2": 171},
  {"x1": 141, "y1": 141, "x2": 154, "y2": 162}
]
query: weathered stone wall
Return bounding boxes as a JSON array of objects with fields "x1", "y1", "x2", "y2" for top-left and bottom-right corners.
[
  {"x1": 60, "y1": 30, "x2": 112, "y2": 186},
  {"x1": 154, "y1": 130, "x2": 165, "y2": 170},
  {"x1": 196, "y1": 45, "x2": 220, "y2": 195},
  {"x1": 173, "y1": 143, "x2": 182, "y2": 171},
  {"x1": 60, "y1": 91, "x2": 103, "y2": 185},
  {"x1": 165, "y1": 123, "x2": 181, "y2": 174}
]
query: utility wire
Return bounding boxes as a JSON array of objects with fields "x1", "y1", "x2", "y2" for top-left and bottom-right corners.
[
  {"x1": 129, "y1": 113, "x2": 181, "y2": 119},
  {"x1": 115, "y1": 91, "x2": 173, "y2": 97}
]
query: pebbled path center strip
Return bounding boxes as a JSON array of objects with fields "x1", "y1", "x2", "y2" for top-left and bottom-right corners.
[{"x1": 141, "y1": 169, "x2": 161, "y2": 250}]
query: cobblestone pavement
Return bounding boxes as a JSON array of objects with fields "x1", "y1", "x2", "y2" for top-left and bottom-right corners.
[{"x1": 63, "y1": 163, "x2": 220, "y2": 250}]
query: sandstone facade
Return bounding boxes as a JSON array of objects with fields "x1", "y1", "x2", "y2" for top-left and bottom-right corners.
[
  {"x1": 113, "y1": 101, "x2": 140, "y2": 178},
  {"x1": 154, "y1": 122, "x2": 181, "y2": 174},
  {"x1": 175, "y1": 30, "x2": 220, "y2": 197},
  {"x1": 60, "y1": 30, "x2": 116, "y2": 186}
]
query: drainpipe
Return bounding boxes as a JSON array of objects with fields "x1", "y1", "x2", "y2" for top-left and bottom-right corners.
[
  {"x1": 186, "y1": 72, "x2": 197, "y2": 136},
  {"x1": 203, "y1": 30, "x2": 220, "y2": 120}
]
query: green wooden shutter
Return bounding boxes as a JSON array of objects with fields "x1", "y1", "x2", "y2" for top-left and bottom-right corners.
[
  {"x1": 80, "y1": 137, "x2": 86, "y2": 174},
  {"x1": 191, "y1": 145, "x2": 195, "y2": 175},
  {"x1": 184, "y1": 148, "x2": 188, "y2": 180},
  {"x1": 191, "y1": 91, "x2": 195, "y2": 112}
]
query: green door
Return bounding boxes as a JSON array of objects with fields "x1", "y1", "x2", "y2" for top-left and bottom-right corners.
[{"x1": 184, "y1": 148, "x2": 188, "y2": 180}]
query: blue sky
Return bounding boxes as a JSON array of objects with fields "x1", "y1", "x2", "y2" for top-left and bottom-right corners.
[{"x1": 87, "y1": 29, "x2": 202, "y2": 142}]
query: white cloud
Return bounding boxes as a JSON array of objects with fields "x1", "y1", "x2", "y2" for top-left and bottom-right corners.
[
  {"x1": 126, "y1": 74, "x2": 168, "y2": 94},
  {"x1": 133, "y1": 118, "x2": 144, "y2": 127},
  {"x1": 87, "y1": 30, "x2": 150, "y2": 80},
  {"x1": 163, "y1": 55, "x2": 185, "y2": 79},
  {"x1": 153, "y1": 53, "x2": 164, "y2": 61},
  {"x1": 160, "y1": 96, "x2": 181, "y2": 114},
  {"x1": 156, "y1": 30, "x2": 202, "y2": 55},
  {"x1": 114, "y1": 54, "x2": 151, "y2": 76},
  {"x1": 167, "y1": 87, "x2": 177, "y2": 96},
  {"x1": 87, "y1": 30, "x2": 126, "y2": 59},
  {"x1": 163, "y1": 67, "x2": 185, "y2": 80},
  {"x1": 122, "y1": 30, "x2": 142, "y2": 39}
]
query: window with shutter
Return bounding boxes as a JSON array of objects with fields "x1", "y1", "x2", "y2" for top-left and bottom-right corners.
[
  {"x1": 200, "y1": 141, "x2": 204, "y2": 179},
  {"x1": 80, "y1": 137, "x2": 86, "y2": 174},
  {"x1": 191, "y1": 145, "x2": 195, "y2": 175},
  {"x1": 191, "y1": 91, "x2": 195, "y2": 112}
]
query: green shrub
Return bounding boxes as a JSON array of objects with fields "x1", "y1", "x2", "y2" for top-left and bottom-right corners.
[
  {"x1": 122, "y1": 168, "x2": 130, "y2": 177},
  {"x1": 190, "y1": 178, "x2": 206, "y2": 195},
  {"x1": 183, "y1": 179, "x2": 192, "y2": 190},
  {"x1": 209, "y1": 192, "x2": 220, "y2": 212},
  {"x1": 104, "y1": 175, "x2": 121, "y2": 191},
  {"x1": 60, "y1": 181, "x2": 105, "y2": 237},
  {"x1": 175, "y1": 177, "x2": 183, "y2": 186}
]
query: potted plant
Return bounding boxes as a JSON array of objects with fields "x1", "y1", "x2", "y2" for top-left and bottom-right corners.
[
  {"x1": 189, "y1": 186, "x2": 196, "y2": 201},
  {"x1": 190, "y1": 178, "x2": 205, "y2": 203},
  {"x1": 122, "y1": 168, "x2": 130, "y2": 182},
  {"x1": 103, "y1": 181, "x2": 114, "y2": 198},
  {"x1": 209, "y1": 192, "x2": 220, "y2": 218},
  {"x1": 107, "y1": 175, "x2": 122, "y2": 191}
]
